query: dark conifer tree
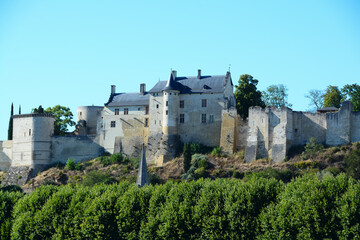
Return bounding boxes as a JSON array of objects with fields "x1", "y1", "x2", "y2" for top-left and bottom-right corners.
[{"x1": 8, "y1": 103, "x2": 13, "y2": 140}]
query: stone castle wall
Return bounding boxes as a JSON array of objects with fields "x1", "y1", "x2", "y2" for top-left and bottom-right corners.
[{"x1": 0, "y1": 140, "x2": 12, "y2": 171}]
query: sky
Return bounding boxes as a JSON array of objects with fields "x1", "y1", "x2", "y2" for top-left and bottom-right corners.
[{"x1": 0, "y1": 0, "x2": 359, "y2": 140}]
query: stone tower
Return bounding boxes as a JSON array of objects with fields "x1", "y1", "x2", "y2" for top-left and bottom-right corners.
[{"x1": 12, "y1": 113, "x2": 54, "y2": 170}]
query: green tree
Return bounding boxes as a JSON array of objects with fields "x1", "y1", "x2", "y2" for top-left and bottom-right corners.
[
  {"x1": 262, "y1": 84, "x2": 292, "y2": 108},
  {"x1": 323, "y1": 85, "x2": 343, "y2": 108},
  {"x1": 305, "y1": 89, "x2": 324, "y2": 111},
  {"x1": 234, "y1": 74, "x2": 265, "y2": 119},
  {"x1": 32, "y1": 105, "x2": 44, "y2": 113},
  {"x1": 183, "y1": 143, "x2": 192, "y2": 173},
  {"x1": 45, "y1": 105, "x2": 76, "y2": 135},
  {"x1": 342, "y1": 83, "x2": 360, "y2": 111},
  {"x1": 7, "y1": 103, "x2": 13, "y2": 140}
]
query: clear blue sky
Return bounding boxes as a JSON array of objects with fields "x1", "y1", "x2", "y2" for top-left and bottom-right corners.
[{"x1": 1, "y1": 0, "x2": 359, "y2": 140}]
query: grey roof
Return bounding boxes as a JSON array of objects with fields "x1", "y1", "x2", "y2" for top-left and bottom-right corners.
[
  {"x1": 149, "y1": 74, "x2": 230, "y2": 94},
  {"x1": 318, "y1": 106, "x2": 339, "y2": 112},
  {"x1": 163, "y1": 73, "x2": 181, "y2": 91},
  {"x1": 105, "y1": 92, "x2": 149, "y2": 107},
  {"x1": 136, "y1": 145, "x2": 149, "y2": 187}
]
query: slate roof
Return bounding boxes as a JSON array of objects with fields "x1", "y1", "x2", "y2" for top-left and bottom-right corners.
[
  {"x1": 149, "y1": 74, "x2": 230, "y2": 94},
  {"x1": 317, "y1": 106, "x2": 339, "y2": 112},
  {"x1": 105, "y1": 92, "x2": 149, "y2": 107}
]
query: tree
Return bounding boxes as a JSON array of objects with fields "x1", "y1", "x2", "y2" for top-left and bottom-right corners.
[
  {"x1": 7, "y1": 103, "x2": 13, "y2": 140},
  {"x1": 305, "y1": 89, "x2": 324, "y2": 111},
  {"x1": 234, "y1": 74, "x2": 265, "y2": 119},
  {"x1": 262, "y1": 84, "x2": 292, "y2": 108},
  {"x1": 183, "y1": 143, "x2": 191, "y2": 173},
  {"x1": 32, "y1": 105, "x2": 44, "y2": 113},
  {"x1": 342, "y1": 83, "x2": 360, "y2": 111},
  {"x1": 44, "y1": 105, "x2": 76, "y2": 135},
  {"x1": 323, "y1": 85, "x2": 343, "y2": 108},
  {"x1": 18, "y1": 105, "x2": 21, "y2": 114}
]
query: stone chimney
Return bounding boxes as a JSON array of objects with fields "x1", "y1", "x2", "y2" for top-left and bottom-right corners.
[
  {"x1": 111, "y1": 85, "x2": 116, "y2": 95},
  {"x1": 140, "y1": 83, "x2": 146, "y2": 95},
  {"x1": 197, "y1": 69, "x2": 201, "y2": 79},
  {"x1": 172, "y1": 70, "x2": 177, "y2": 79}
]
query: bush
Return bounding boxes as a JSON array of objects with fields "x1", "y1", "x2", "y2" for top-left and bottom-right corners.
[
  {"x1": 65, "y1": 158, "x2": 76, "y2": 170},
  {"x1": 301, "y1": 137, "x2": 324, "y2": 160},
  {"x1": 110, "y1": 153, "x2": 123, "y2": 164},
  {"x1": 344, "y1": 149, "x2": 360, "y2": 180},
  {"x1": 183, "y1": 143, "x2": 192, "y2": 173},
  {"x1": 82, "y1": 171, "x2": 117, "y2": 187},
  {"x1": 211, "y1": 147, "x2": 222, "y2": 157},
  {"x1": 294, "y1": 160, "x2": 318, "y2": 169}
]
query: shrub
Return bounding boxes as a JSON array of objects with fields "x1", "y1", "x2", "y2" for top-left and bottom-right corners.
[
  {"x1": 74, "y1": 162, "x2": 83, "y2": 171},
  {"x1": 110, "y1": 153, "x2": 123, "y2": 164},
  {"x1": 65, "y1": 158, "x2": 76, "y2": 170},
  {"x1": 82, "y1": 171, "x2": 116, "y2": 187},
  {"x1": 232, "y1": 170, "x2": 243, "y2": 179},
  {"x1": 301, "y1": 137, "x2": 324, "y2": 160},
  {"x1": 98, "y1": 156, "x2": 112, "y2": 166},
  {"x1": 130, "y1": 157, "x2": 140, "y2": 169},
  {"x1": 211, "y1": 147, "x2": 221, "y2": 157},
  {"x1": 344, "y1": 149, "x2": 360, "y2": 180},
  {"x1": 294, "y1": 160, "x2": 318, "y2": 169}
]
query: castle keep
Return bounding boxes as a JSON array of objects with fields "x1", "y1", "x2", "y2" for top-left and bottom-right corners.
[{"x1": 1, "y1": 69, "x2": 360, "y2": 179}]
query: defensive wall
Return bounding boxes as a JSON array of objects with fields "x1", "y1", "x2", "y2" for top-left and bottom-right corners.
[{"x1": 245, "y1": 101, "x2": 360, "y2": 163}]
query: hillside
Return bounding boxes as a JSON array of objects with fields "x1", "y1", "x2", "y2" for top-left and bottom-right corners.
[{"x1": 4, "y1": 140, "x2": 357, "y2": 192}]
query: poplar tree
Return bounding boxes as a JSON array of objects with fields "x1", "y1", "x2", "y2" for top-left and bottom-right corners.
[{"x1": 8, "y1": 103, "x2": 13, "y2": 140}]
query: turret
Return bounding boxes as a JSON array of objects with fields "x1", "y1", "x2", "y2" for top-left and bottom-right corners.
[{"x1": 162, "y1": 71, "x2": 180, "y2": 135}]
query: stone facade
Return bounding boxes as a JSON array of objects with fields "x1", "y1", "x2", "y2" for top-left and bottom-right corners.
[{"x1": 245, "y1": 101, "x2": 360, "y2": 163}]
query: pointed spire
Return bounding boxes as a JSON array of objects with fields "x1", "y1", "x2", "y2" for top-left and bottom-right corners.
[
  {"x1": 163, "y1": 71, "x2": 179, "y2": 91},
  {"x1": 136, "y1": 145, "x2": 149, "y2": 187}
]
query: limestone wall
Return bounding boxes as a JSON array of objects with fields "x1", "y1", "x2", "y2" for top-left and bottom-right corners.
[
  {"x1": 292, "y1": 111, "x2": 326, "y2": 145},
  {"x1": 51, "y1": 136, "x2": 103, "y2": 163},
  {"x1": 220, "y1": 109, "x2": 237, "y2": 154},
  {"x1": 0, "y1": 141, "x2": 12, "y2": 171},
  {"x1": 326, "y1": 101, "x2": 352, "y2": 146},
  {"x1": 77, "y1": 106, "x2": 103, "y2": 135},
  {"x1": 351, "y1": 111, "x2": 360, "y2": 142},
  {"x1": 236, "y1": 117, "x2": 248, "y2": 151}
]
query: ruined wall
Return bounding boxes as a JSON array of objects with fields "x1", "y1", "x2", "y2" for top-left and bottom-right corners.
[
  {"x1": 292, "y1": 112, "x2": 326, "y2": 145},
  {"x1": 51, "y1": 135, "x2": 103, "y2": 163},
  {"x1": 236, "y1": 117, "x2": 248, "y2": 151},
  {"x1": 220, "y1": 109, "x2": 238, "y2": 154},
  {"x1": 326, "y1": 101, "x2": 352, "y2": 146},
  {"x1": 0, "y1": 141, "x2": 12, "y2": 171},
  {"x1": 351, "y1": 111, "x2": 360, "y2": 142}
]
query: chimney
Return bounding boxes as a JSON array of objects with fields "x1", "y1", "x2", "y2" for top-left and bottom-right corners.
[
  {"x1": 172, "y1": 70, "x2": 177, "y2": 79},
  {"x1": 197, "y1": 69, "x2": 201, "y2": 79},
  {"x1": 140, "y1": 83, "x2": 146, "y2": 95},
  {"x1": 111, "y1": 85, "x2": 116, "y2": 95}
]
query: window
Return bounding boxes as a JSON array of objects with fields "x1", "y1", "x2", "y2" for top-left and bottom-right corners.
[
  {"x1": 156, "y1": 104, "x2": 159, "y2": 109},
  {"x1": 202, "y1": 99, "x2": 207, "y2": 107},
  {"x1": 124, "y1": 108, "x2": 128, "y2": 115},
  {"x1": 209, "y1": 115, "x2": 214, "y2": 123},
  {"x1": 29, "y1": 129, "x2": 32, "y2": 136},
  {"x1": 166, "y1": 110, "x2": 168, "y2": 115},
  {"x1": 80, "y1": 112, "x2": 82, "y2": 116},
  {"x1": 166, "y1": 101, "x2": 168, "y2": 106},
  {"x1": 111, "y1": 121, "x2": 116, "y2": 128},
  {"x1": 145, "y1": 106, "x2": 149, "y2": 115},
  {"x1": 180, "y1": 100, "x2": 184, "y2": 108},
  {"x1": 145, "y1": 118, "x2": 149, "y2": 127},
  {"x1": 201, "y1": 114, "x2": 206, "y2": 123},
  {"x1": 154, "y1": 120, "x2": 156, "y2": 124},
  {"x1": 138, "y1": 107, "x2": 140, "y2": 111},
  {"x1": 180, "y1": 114, "x2": 184, "y2": 123},
  {"x1": 115, "y1": 109, "x2": 119, "y2": 115}
]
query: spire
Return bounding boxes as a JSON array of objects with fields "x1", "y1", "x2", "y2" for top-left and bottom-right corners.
[
  {"x1": 163, "y1": 71, "x2": 179, "y2": 91},
  {"x1": 136, "y1": 145, "x2": 149, "y2": 187}
]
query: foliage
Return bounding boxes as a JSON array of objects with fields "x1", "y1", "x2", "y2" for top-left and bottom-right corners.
[
  {"x1": 234, "y1": 74, "x2": 265, "y2": 119},
  {"x1": 44, "y1": 105, "x2": 76, "y2": 135},
  {"x1": 301, "y1": 137, "x2": 324, "y2": 160},
  {"x1": 262, "y1": 84, "x2": 292, "y2": 108},
  {"x1": 294, "y1": 160, "x2": 318, "y2": 169},
  {"x1": 344, "y1": 148, "x2": 360, "y2": 180},
  {"x1": 3, "y1": 175, "x2": 360, "y2": 239},
  {"x1": 188, "y1": 142, "x2": 212, "y2": 155},
  {"x1": 183, "y1": 143, "x2": 192, "y2": 173},
  {"x1": 342, "y1": 83, "x2": 360, "y2": 111},
  {"x1": 305, "y1": 89, "x2": 324, "y2": 111},
  {"x1": 82, "y1": 171, "x2": 117, "y2": 187},
  {"x1": 323, "y1": 85, "x2": 343, "y2": 108},
  {"x1": 244, "y1": 168, "x2": 294, "y2": 183},
  {"x1": 211, "y1": 146, "x2": 221, "y2": 157},
  {"x1": 65, "y1": 158, "x2": 79, "y2": 170},
  {"x1": 32, "y1": 105, "x2": 44, "y2": 113},
  {"x1": 182, "y1": 154, "x2": 210, "y2": 180},
  {"x1": 8, "y1": 103, "x2": 13, "y2": 140},
  {"x1": 110, "y1": 153, "x2": 124, "y2": 164}
]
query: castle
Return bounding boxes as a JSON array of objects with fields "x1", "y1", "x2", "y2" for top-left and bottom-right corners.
[{"x1": 1, "y1": 69, "x2": 360, "y2": 182}]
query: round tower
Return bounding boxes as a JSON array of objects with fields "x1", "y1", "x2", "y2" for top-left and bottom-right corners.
[
  {"x1": 12, "y1": 113, "x2": 54, "y2": 168},
  {"x1": 77, "y1": 106, "x2": 103, "y2": 135},
  {"x1": 162, "y1": 71, "x2": 180, "y2": 135}
]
